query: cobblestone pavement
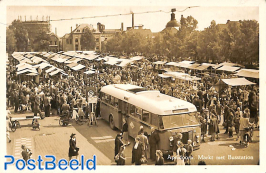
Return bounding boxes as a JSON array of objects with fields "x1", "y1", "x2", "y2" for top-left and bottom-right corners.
[
  {"x1": 6, "y1": 110, "x2": 111, "y2": 166},
  {"x1": 6, "y1": 109, "x2": 259, "y2": 166}
]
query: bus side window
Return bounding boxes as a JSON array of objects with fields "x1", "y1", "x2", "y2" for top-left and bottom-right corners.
[
  {"x1": 159, "y1": 116, "x2": 164, "y2": 129},
  {"x1": 142, "y1": 110, "x2": 150, "y2": 124},
  {"x1": 130, "y1": 104, "x2": 135, "y2": 117},
  {"x1": 136, "y1": 107, "x2": 142, "y2": 119},
  {"x1": 110, "y1": 96, "x2": 115, "y2": 106},
  {"x1": 125, "y1": 102, "x2": 129, "y2": 114},
  {"x1": 114, "y1": 97, "x2": 119, "y2": 108},
  {"x1": 100, "y1": 92, "x2": 104, "y2": 101},
  {"x1": 104, "y1": 93, "x2": 109, "y2": 103},
  {"x1": 151, "y1": 113, "x2": 159, "y2": 127}
]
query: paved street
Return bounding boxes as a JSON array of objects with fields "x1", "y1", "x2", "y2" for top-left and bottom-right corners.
[{"x1": 6, "y1": 110, "x2": 259, "y2": 166}]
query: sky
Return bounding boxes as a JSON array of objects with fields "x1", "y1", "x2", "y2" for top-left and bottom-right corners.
[{"x1": 6, "y1": 6, "x2": 259, "y2": 37}]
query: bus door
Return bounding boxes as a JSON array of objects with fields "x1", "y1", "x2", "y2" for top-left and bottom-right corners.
[
  {"x1": 117, "y1": 99, "x2": 123, "y2": 130},
  {"x1": 127, "y1": 105, "x2": 142, "y2": 138}
]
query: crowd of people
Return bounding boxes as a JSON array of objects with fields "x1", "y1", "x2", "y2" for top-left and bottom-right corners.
[{"x1": 6, "y1": 52, "x2": 259, "y2": 165}]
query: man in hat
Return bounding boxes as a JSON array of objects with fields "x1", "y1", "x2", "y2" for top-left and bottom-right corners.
[
  {"x1": 149, "y1": 127, "x2": 160, "y2": 161},
  {"x1": 115, "y1": 133, "x2": 124, "y2": 159},
  {"x1": 44, "y1": 93, "x2": 51, "y2": 117}
]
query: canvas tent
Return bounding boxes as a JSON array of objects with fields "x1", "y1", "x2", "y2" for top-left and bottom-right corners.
[
  {"x1": 216, "y1": 66, "x2": 240, "y2": 72},
  {"x1": 235, "y1": 69, "x2": 259, "y2": 79},
  {"x1": 71, "y1": 64, "x2": 85, "y2": 71},
  {"x1": 213, "y1": 78, "x2": 256, "y2": 92}
]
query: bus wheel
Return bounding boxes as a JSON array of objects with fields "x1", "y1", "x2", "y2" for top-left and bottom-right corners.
[{"x1": 109, "y1": 115, "x2": 115, "y2": 130}]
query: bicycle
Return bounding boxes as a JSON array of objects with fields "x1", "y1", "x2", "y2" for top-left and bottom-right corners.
[{"x1": 9, "y1": 117, "x2": 20, "y2": 132}]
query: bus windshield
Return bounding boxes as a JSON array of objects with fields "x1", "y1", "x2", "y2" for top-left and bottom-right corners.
[{"x1": 161, "y1": 112, "x2": 199, "y2": 129}]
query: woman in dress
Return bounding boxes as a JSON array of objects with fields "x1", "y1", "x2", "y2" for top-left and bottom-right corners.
[
  {"x1": 132, "y1": 137, "x2": 144, "y2": 165},
  {"x1": 69, "y1": 133, "x2": 79, "y2": 162}
]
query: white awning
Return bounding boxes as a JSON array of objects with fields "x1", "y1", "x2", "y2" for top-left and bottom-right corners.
[
  {"x1": 84, "y1": 70, "x2": 95, "y2": 75},
  {"x1": 175, "y1": 63, "x2": 192, "y2": 68},
  {"x1": 158, "y1": 74, "x2": 171, "y2": 78},
  {"x1": 71, "y1": 64, "x2": 86, "y2": 71},
  {"x1": 153, "y1": 61, "x2": 167, "y2": 65},
  {"x1": 104, "y1": 60, "x2": 119, "y2": 65},
  {"x1": 49, "y1": 69, "x2": 63, "y2": 76},
  {"x1": 116, "y1": 59, "x2": 134, "y2": 67},
  {"x1": 221, "y1": 78, "x2": 256, "y2": 86},
  {"x1": 235, "y1": 69, "x2": 259, "y2": 79},
  {"x1": 165, "y1": 62, "x2": 179, "y2": 66},
  {"x1": 26, "y1": 72, "x2": 38, "y2": 76},
  {"x1": 20, "y1": 59, "x2": 32, "y2": 64},
  {"x1": 187, "y1": 63, "x2": 200, "y2": 69},
  {"x1": 219, "y1": 62, "x2": 244, "y2": 67},
  {"x1": 64, "y1": 58, "x2": 82, "y2": 64},
  {"x1": 216, "y1": 66, "x2": 240, "y2": 72},
  {"x1": 17, "y1": 68, "x2": 38, "y2": 75},
  {"x1": 16, "y1": 63, "x2": 32, "y2": 69},
  {"x1": 38, "y1": 62, "x2": 52, "y2": 69},
  {"x1": 130, "y1": 56, "x2": 144, "y2": 61},
  {"x1": 45, "y1": 66, "x2": 56, "y2": 73}
]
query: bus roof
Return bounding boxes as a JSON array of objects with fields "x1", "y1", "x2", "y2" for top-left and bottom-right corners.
[{"x1": 100, "y1": 84, "x2": 197, "y2": 115}]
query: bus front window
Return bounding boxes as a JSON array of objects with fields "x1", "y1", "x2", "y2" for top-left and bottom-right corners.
[{"x1": 161, "y1": 112, "x2": 199, "y2": 129}]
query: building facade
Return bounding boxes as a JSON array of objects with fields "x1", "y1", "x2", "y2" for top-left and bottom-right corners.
[{"x1": 61, "y1": 24, "x2": 95, "y2": 52}]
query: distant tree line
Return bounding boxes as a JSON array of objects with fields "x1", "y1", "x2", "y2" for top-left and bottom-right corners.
[
  {"x1": 6, "y1": 20, "x2": 51, "y2": 52},
  {"x1": 102, "y1": 16, "x2": 259, "y2": 66}
]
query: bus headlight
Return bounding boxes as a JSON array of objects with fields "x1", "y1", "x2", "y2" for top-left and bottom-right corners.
[
  {"x1": 169, "y1": 136, "x2": 174, "y2": 147},
  {"x1": 196, "y1": 135, "x2": 199, "y2": 143}
]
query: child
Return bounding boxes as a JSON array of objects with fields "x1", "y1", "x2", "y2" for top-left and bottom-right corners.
[{"x1": 185, "y1": 140, "x2": 193, "y2": 165}]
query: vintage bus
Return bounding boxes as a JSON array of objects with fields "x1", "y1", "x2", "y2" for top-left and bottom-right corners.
[{"x1": 99, "y1": 84, "x2": 201, "y2": 152}]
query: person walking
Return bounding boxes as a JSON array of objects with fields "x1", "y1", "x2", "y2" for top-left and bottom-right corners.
[
  {"x1": 117, "y1": 145, "x2": 126, "y2": 165},
  {"x1": 149, "y1": 127, "x2": 160, "y2": 161},
  {"x1": 21, "y1": 145, "x2": 31, "y2": 164},
  {"x1": 115, "y1": 133, "x2": 124, "y2": 159},
  {"x1": 122, "y1": 118, "x2": 130, "y2": 145},
  {"x1": 44, "y1": 93, "x2": 51, "y2": 117},
  {"x1": 209, "y1": 114, "x2": 219, "y2": 141},
  {"x1": 137, "y1": 129, "x2": 149, "y2": 159},
  {"x1": 68, "y1": 133, "x2": 79, "y2": 162},
  {"x1": 234, "y1": 111, "x2": 241, "y2": 141},
  {"x1": 132, "y1": 137, "x2": 144, "y2": 165}
]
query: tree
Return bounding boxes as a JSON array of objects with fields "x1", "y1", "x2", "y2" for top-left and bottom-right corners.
[
  {"x1": 8, "y1": 20, "x2": 29, "y2": 52},
  {"x1": 80, "y1": 28, "x2": 96, "y2": 50},
  {"x1": 6, "y1": 27, "x2": 16, "y2": 53},
  {"x1": 238, "y1": 20, "x2": 259, "y2": 65},
  {"x1": 33, "y1": 31, "x2": 50, "y2": 52}
]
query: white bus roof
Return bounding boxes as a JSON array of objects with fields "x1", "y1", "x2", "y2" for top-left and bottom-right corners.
[{"x1": 101, "y1": 84, "x2": 197, "y2": 115}]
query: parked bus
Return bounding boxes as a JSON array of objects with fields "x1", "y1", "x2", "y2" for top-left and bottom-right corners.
[{"x1": 99, "y1": 84, "x2": 201, "y2": 153}]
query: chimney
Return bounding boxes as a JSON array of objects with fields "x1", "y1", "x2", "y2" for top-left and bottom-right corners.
[
  {"x1": 55, "y1": 28, "x2": 57, "y2": 35},
  {"x1": 25, "y1": 16, "x2": 26, "y2": 21},
  {"x1": 37, "y1": 15, "x2": 38, "y2": 21},
  {"x1": 121, "y1": 22, "x2": 124, "y2": 31},
  {"x1": 71, "y1": 26, "x2": 72, "y2": 33},
  {"x1": 49, "y1": 16, "x2": 50, "y2": 21},
  {"x1": 171, "y1": 12, "x2": 175, "y2": 21},
  {"x1": 227, "y1": 20, "x2": 230, "y2": 24},
  {"x1": 76, "y1": 24, "x2": 78, "y2": 28},
  {"x1": 97, "y1": 22, "x2": 100, "y2": 32},
  {"x1": 132, "y1": 13, "x2": 134, "y2": 29}
]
